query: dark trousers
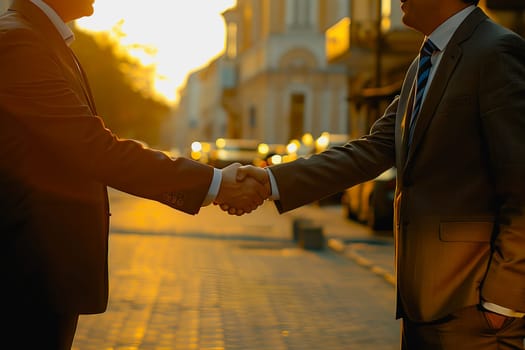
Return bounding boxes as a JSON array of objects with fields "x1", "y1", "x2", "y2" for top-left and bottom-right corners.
[
  {"x1": 4, "y1": 303, "x2": 79, "y2": 350},
  {"x1": 402, "y1": 305, "x2": 525, "y2": 350}
]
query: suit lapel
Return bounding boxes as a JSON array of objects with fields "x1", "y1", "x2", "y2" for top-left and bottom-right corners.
[
  {"x1": 404, "y1": 7, "x2": 488, "y2": 164},
  {"x1": 406, "y1": 46, "x2": 462, "y2": 162},
  {"x1": 10, "y1": 0, "x2": 64, "y2": 49},
  {"x1": 10, "y1": 0, "x2": 97, "y2": 115},
  {"x1": 397, "y1": 60, "x2": 418, "y2": 169},
  {"x1": 66, "y1": 48, "x2": 98, "y2": 114}
]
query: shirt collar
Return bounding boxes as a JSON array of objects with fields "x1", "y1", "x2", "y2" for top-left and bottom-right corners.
[
  {"x1": 427, "y1": 5, "x2": 476, "y2": 52},
  {"x1": 29, "y1": 0, "x2": 75, "y2": 45}
]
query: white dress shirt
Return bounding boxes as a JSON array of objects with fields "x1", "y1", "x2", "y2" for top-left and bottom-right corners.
[{"x1": 30, "y1": 0, "x2": 74, "y2": 45}]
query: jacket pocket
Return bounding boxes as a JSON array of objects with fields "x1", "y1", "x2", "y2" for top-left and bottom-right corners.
[{"x1": 439, "y1": 221, "x2": 494, "y2": 242}]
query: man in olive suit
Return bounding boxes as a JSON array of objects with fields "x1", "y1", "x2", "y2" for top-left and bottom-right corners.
[{"x1": 233, "y1": 0, "x2": 525, "y2": 348}]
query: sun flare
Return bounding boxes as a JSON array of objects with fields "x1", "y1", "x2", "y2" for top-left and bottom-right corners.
[{"x1": 76, "y1": 0, "x2": 236, "y2": 105}]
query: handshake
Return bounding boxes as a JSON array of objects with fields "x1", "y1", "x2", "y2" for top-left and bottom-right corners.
[{"x1": 213, "y1": 163, "x2": 271, "y2": 215}]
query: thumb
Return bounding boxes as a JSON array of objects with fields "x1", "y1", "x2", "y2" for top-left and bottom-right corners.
[
  {"x1": 237, "y1": 165, "x2": 269, "y2": 184},
  {"x1": 236, "y1": 166, "x2": 249, "y2": 181}
]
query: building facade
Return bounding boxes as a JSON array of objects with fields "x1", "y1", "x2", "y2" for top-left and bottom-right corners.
[
  {"x1": 326, "y1": 0, "x2": 424, "y2": 139},
  {"x1": 325, "y1": 0, "x2": 524, "y2": 139},
  {"x1": 172, "y1": 0, "x2": 350, "y2": 152},
  {"x1": 170, "y1": 0, "x2": 524, "y2": 153},
  {"x1": 0, "y1": 0, "x2": 11, "y2": 14}
]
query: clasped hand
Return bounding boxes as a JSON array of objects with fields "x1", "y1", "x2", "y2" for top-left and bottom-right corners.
[{"x1": 213, "y1": 163, "x2": 270, "y2": 215}]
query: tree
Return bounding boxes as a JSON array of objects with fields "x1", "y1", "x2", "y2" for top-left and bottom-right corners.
[{"x1": 70, "y1": 25, "x2": 171, "y2": 146}]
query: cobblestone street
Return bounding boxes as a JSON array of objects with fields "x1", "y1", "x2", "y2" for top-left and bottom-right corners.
[{"x1": 72, "y1": 190, "x2": 399, "y2": 349}]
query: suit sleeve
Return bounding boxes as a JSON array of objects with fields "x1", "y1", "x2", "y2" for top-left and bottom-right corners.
[
  {"x1": 269, "y1": 97, "x2": 398, "y2": 213},
  {"x1": 479, "y1": 33, "x2": 525, "y2": 311},
  {"x1": 0, "y1": 27, "x2": 214, "y2": 214}
]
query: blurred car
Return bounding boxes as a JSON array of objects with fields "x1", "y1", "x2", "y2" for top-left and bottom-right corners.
[
  {"x1": 286, "y1": 133, "x2": 317, "y2": 161},
  {"x1": 342, "y1": 167, "x2": 396, "y2": 231},
  {"x1": 208, "y1": 138, "x2": 261, "y2": 168},
  {"x1": 314, "y1": 132, "x2": 350, "y2": 153},
  {"x1": 253, "y1": 143, "x2": 289, "y2": 167},
  {"x1": 189, "y1": 141, "x2": 215, "y2": 164}
]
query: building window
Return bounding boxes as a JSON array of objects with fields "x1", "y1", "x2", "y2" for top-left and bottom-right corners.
[
  {"x1": 226, "y1": 22, "x2": 238, "y2": 59},
  {"x1": 249, "y1": 106, "x2": 257, "y2": 129},
  {"x1": 242, "y1": 5, "x2": 253, "y2": 48},
  {"x1": 248, "y1": 106, "x2": 257, "y2": 139},
  {"x1": 289, "y1": 93, "x2": 305, "y2": 140},
  {"x1": 286, "y1": 0, "x2": 316, "y2": 30}
]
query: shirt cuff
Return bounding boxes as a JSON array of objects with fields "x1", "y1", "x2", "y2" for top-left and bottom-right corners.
[
  {"x1": 266, "y1": 168, "x2": 280, "y2": 200},
  {"x1": 202, "y1": 168, "x2": 222, "y2": 206},
  {"x1": 482, "y1": 301, "x2": 525, "y2": 318}
]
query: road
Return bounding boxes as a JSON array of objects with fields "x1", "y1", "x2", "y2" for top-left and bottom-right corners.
[{"x1": 72, "y1": 189, "x2": 399, "y2": 350}]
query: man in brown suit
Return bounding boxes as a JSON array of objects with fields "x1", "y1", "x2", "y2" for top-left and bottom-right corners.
[
  {"x1": 0, "y1": 0, "x2": 268, "y2": 348},
  {"x1": 232, "y1": 0, "x2": 525, "y2": 348}
]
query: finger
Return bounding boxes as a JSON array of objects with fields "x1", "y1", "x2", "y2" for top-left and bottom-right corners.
[
  {"x1": 221, "y1": 162, "x2": 242, "y2": 183},
  {"x1": 250, "y1": 195, "x2": 263, "y2": 208},
  {"x1": 248, "y1": 199, "x2": 261, "y2": 211},
  {"x1": 243, "y1": 178, "x2": 266, "y2": 203},
  {"x1": 254, "y1": 181, "x2": 270, "y2": 201},
  {"x1": 222, "y1": 162, "x2": 242, "y2": 171},
  {"x1": 238, "y1": 165, "x2": 269, "y2": 184},
  {"x1": 236, "y1": 166, "x2": 249, "y2": 181},
  {"x1": 264, "y1": 182, "x2": 271, "y2": 197}
]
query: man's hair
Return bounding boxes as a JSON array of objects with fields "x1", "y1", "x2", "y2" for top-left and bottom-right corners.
[{"x1": 462, "y1": 0, "x2": 480, "y2": 5}]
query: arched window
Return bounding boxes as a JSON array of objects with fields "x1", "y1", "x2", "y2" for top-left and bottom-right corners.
[{"x1": 286, "y1": 0, "x2": 318, "y2": 30}]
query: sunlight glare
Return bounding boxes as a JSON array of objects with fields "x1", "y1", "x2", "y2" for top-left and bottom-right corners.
[{"x1": 77, "y1": 0, "x2": 236, "y2": 105}]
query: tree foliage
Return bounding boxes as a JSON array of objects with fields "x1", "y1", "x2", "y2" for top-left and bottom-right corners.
[{"x1": 70, "y1": 25, "x2": 171, "y2": 146}]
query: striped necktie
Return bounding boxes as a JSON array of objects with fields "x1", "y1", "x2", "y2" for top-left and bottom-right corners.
[{"x1": 408, "y1": 38, "x2": 439, "y2": 146}]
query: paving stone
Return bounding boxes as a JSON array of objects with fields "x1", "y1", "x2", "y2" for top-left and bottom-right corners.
[{"x1": 72, "y1": 192, "x2": 398, "y2": 350}]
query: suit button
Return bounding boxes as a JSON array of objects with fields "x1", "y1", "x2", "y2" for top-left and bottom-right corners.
[
  {"x1": 176, "y1": 193, "x2": 185, "y2": 207},
  {"x1": 163, "y1": 192, "x2": 177, "y2": 204}
]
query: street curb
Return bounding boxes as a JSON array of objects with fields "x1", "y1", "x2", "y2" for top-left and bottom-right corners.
[{"x1": 327, "y1": 238, "x2": 395, "y2": 287}]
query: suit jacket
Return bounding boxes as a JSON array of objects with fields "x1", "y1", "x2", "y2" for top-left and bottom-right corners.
[
  {"x1": 0, "y1": 0, "x2": 214, "y2": 314},
  {"x1": 270, "y1": 7, "x2": 525, "y2": 322}
]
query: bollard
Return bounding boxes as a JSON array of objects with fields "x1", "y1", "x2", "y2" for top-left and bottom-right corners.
[
  {"x1": 298, "y1": 224, "x2": 325, "y2": 251},
  {"x1": 292, "y1": 218, "x2": 313, "y2": 241}
]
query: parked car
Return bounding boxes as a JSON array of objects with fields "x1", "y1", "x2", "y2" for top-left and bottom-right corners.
[
  {"x1": 208, "y1": 138, "x2": 261, "y2": 168},
  {"x1": 342, "y1": 167, "x2": 396, "y2": 231}
]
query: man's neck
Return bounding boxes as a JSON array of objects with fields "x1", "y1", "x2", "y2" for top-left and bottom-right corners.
[
  {"x1": 29, "y1": 0, "x2": 75, "y2": 44},
  {"x1": 424, "y1": 4, "x2": 473, "y2": 35}
]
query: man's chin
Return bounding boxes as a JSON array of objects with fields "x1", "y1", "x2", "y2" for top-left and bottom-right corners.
[
  {"x1": 400, "y1": 13, "x2": 413, "y2": 29},
  {"x1": 81, "y1": 6, "x2": 95, "y2": 18}
]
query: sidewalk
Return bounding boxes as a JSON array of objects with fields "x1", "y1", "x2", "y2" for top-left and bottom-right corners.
[
  {"x1": 72, "y1": 192, "x2": 399, "y2": 349},
  {"x1": 285, "y1": 204, "x2": 395, "y2": 286},
  {"x1": 108, "y1": 191, "x2": 395, "y2": 287}
]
